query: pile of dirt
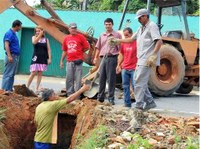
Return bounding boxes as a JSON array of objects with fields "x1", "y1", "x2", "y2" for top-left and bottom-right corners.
[
  {"x1": 0, "y1": 90, "x2": 39, "y2": 149},
  {"x1": 0, "y1": 89, "x2": 199, "y2": 149},
  {"x1": 0, "y1": 89, "x2": 102, "y2": 149}
]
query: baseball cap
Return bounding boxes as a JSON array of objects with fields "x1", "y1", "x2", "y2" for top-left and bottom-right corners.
[
  {"x1": 69, "y1": 23, "x2": 77, "y2": 28},
  {"x1": 135, "y1": 8, "x2": 149, "y2": 19}
]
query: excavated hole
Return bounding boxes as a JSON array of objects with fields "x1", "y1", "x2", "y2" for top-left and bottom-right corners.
[{"x1": 52, "y1": 113, "x2": 76, "y2": 149}]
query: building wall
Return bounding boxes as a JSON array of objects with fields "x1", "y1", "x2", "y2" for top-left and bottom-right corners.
[{"x1": 0, "y1": 8, "x2": 199, "y2": 76}]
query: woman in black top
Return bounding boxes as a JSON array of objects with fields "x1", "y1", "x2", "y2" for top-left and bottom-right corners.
[{"x1": 27, "y1": 26, "x2": 52, "y2": 92}]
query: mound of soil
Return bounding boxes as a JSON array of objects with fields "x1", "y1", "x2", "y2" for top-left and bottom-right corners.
[
  {"x1": 0, "y1": 89, "x2": 102, "y2": 149},
  {"x1": 0, "y1": 89, "x2": 199, "y2": 149},
  {"x1": 0, "y1": 90, "x2": 39, "y2": 149}
]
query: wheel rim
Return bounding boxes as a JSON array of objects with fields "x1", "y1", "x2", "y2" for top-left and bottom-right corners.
[{"x1": 156, "y1": 58, "x2": 177, "y2": 83}]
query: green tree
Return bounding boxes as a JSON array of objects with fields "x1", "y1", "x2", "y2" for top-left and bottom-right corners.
[
  {"x1": 187, "y1": 0, "x2": 199, "y2": 15},
  {"x1": 34, "y1": 0, "x2": 199, "y2": 15},
  {"x1": 118, "y1": 0, "x2": 147, "y2": 13}
]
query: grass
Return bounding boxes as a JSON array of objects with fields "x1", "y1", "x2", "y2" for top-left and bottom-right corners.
[
  {"x1": 0, "y1": 107, "x2": 6, "y2": 122},
  {"x1": 127, "y1": 134, "x2": 152, "y2": 149},
  {"x1": 75, "y1": 125, "x2": 109, "y2": 149}
]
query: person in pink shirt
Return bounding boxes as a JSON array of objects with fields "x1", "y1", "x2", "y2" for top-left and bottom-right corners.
[
  {"x1": 116, "y1": 27, "x2": 137, "y2": 107},
  {"x1": 94, "y1": 18, "x2": 122, "y2": 105},
  {"x1": 60, "y1": 23, "x2": 89, "y2": 97}
]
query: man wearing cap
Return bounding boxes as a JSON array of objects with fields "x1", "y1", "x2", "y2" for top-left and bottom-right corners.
[
  {"x1": 34, "y1": 82, "x2": 90, "y2": 149},
  {"x1": 60, "y1": 23, "x2": 89, "y2": 97},
  {"x1": 110, "y1": 9, "x2": 163, "y2": 110}
]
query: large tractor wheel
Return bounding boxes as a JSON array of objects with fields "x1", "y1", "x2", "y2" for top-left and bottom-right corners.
[
  {"x1": 148, "y1": 44, "x2": 185, "y2": 96},
  {"x1": 176, "y1": 82, "x2": 193, "y2": 94}
]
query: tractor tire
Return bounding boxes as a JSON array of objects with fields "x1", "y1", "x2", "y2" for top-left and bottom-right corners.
[
  {"x1": 148, "y1": 44, "x2": 185, "y2": 96},
  {"x1": 176, "y1": 82, "x2": 193, "y2": 94}
]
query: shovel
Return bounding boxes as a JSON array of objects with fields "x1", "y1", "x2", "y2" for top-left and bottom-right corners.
[
  {"x1": 83, "y1": 55, "x2": 107, "y2": 98},
  {"x1": 83, "y1": 72, "x2": 100, "y2": 98}
]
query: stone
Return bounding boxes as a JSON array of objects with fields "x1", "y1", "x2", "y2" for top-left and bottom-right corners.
[
  {"x1": 108, "y1": 142, "x2": 123, "y2": 149},
  {"x1": 121, "y1": 131, "x2": 132, "y2": 141}
]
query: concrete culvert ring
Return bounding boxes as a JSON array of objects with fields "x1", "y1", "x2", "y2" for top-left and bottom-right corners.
[{"x1": 149, "y1": 44, "x2": 185, "y2": 96}]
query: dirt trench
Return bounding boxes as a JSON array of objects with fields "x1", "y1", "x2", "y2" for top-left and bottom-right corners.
[
  {"x1": 0, "y1": 86, "x2": 199, "y2": 149},
  {"x1": 0, "y1": 88, "x2": 103, "y2": 149}
]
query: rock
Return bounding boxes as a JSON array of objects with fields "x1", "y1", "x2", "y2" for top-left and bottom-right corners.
[
  {"x1": 156, "y1": 132, "x2": 165, "y2": 137},
  {"x1": 121, "y1": 116, "x2": 129, "y2": 121},
  {"x1": 168, "y1": 136, "x2": 175, "y2": 144},
  {"x1": 187, "y1": 122, "x2": 200, "y2": 128},
  {"x1": 121, "y1": 131, "x2": 132, "y2": 141},
  {"x1": 148, "y1": 138, "x2": 158, "y2": 145},
  {"x1": 152, "y1": 136, "x2": 163, "y2": 142},
  {"x1": 108, "y1": 142, "x2": 123, "y2": 149},
  {"x1": 110, "y1": 136, "x2": 127, "y2": 145}
]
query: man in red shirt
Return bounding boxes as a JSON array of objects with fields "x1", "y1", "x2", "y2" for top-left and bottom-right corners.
[
  {"x1": 116, "y1": 27, "x2": 137, "y2": 107},
  {"x1": 60, "y1": 23, "x2": 89, "y2": 97}
]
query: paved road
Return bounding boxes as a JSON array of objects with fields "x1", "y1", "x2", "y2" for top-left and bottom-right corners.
[{"x1": 0, "y1": 74, "x2": 199, "y2": 117}]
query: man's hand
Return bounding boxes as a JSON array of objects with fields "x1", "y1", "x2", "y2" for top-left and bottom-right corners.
[
  {"x1": 8, "y1": 56, "x2": 13, "y2": 63},
  {"x1": 108, "y1": 37, "x2": 120, "y2": 46},
  {"x1": 93, "y1": 57, "x2": 99, "y2": 66},
  {"x1": 81, "y1": 80, "x2": 91, "y2": 92},
  {"x1": 146, "y1": 54, "x2": 157, "y2": 67},
  {"x1": 60, "y1": 61, "x2": 64, "y2": 69},
  {"x1": 116, "y1": 65, "x2": 122, "y2": 74}
]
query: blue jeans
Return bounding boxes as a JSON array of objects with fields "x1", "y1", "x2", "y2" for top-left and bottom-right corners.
[
  {"x1": 34, "y1": 142, "x2": 51, "y2": 149},
  {"x1": 122, "y1": 69, "x2": 135, "y2": 107},
  {"x1": 1, "y1": 54, "x2": 19, "y2": 91}
]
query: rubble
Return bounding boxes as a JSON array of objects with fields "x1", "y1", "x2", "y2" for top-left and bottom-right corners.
[{"x1": 0, "y1": 89, "x2": 199, "y2": 148}]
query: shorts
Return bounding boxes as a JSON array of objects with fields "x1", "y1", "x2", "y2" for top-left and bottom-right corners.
[{"x1": 34, "y1": 142, "x2": 51, "y2": 149}]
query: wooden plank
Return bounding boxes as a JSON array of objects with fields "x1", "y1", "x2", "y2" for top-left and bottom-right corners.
[{"x1": 0, "y1": 0, "x2": 20, "y2": 13}]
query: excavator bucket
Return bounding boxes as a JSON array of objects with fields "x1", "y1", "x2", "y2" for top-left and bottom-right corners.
[{"x1": 0, "y1": 0, "x2": 20, "y2": 13}]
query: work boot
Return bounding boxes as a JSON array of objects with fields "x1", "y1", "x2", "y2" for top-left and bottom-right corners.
[
  {"x1": 108, "y1": 99, "x2": 115, "y2": 105},
  {"x1": 143, "y1": 101, "x2": 157, "y2": 111}
]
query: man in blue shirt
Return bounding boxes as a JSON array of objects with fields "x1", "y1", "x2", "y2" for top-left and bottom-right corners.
[{"x1": 2, "y1": 20, "x2": 22, "y2": 91}]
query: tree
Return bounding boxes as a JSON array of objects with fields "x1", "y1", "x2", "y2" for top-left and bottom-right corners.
[{"x1": 34, "y1": 0, "x2": 199, "y2": 15}]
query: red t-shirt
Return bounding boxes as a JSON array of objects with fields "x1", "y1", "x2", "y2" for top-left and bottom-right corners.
[
  {"x1": 62, "y1": 34, "x2": 89, "y2": 62},
  {"x1": 120, "y1": 41, "x2": 137, "y2": 70}
]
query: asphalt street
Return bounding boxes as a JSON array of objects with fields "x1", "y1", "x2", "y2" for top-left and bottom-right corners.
[{"x1": 0, "y1": 74, "x2": 199, "y2": 117}]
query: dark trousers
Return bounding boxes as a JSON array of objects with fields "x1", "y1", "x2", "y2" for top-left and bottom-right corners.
[{"x1": 98, "y1": 56, "x2": 117, "y2": 101}]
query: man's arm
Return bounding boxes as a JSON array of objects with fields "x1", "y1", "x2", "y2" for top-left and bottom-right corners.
[
  {"x1": 60, "y1": 51, "x2": 67, "y2": 69},
  {"x1": 109, "y1": 32, "x2": 137, "y2": 45},
  {"x1": 66, "y1": 82, "x2": 90, "y2": 104},
  {"x1": 146, "y1": 39, "x2": 163, "y2": 67},
  {"x1": 152, "y1": 39, "x2": 163, "y2": 54},
  {"x1": 4, "y1": 41, "x2": 13, "y2": 63},
  {"x1": 116, "y1": 52, "x2": 124, "y2": 74},
  {"x1": 93, "y1": 48, "x2": 100, "y2": 66}
]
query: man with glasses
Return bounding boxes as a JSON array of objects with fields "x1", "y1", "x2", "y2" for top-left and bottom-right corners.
[
  {"x1": 60, "y1": 23, "x2": 89, "y2": 97},
  {"x1": 110, "y1": 9, "x2": 163, "y2": 110}
]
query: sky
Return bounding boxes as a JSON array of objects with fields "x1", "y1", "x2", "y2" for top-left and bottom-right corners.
[{"x1": 26, "y1": 0, "x2": 40, "y2": 6}]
